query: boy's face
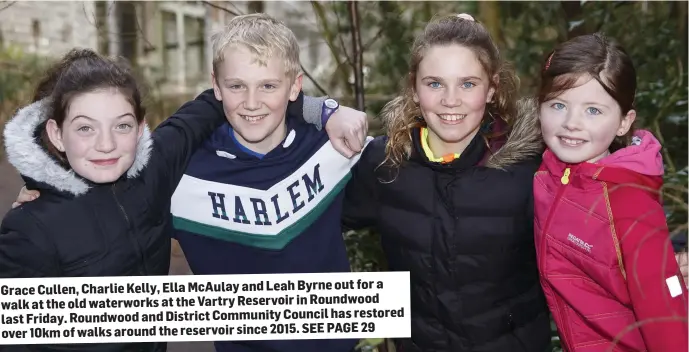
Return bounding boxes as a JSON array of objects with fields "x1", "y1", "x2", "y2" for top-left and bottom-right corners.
[{"x1": 212, "y1": 45, "x2": 302, "y2": 154}]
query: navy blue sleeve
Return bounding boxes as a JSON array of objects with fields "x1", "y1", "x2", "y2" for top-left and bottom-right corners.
[
  {"x1": 144, "y1": 89, "x2": 227, "y2": 199},
  {"x1": 672, "y1": 232, "x2": 688, "y2": 252},
  {"x1": 342, "y1": 137, "x2": 386, "y2": 230}
]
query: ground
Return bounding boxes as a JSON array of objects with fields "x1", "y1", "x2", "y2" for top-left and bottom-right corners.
[{"x1": 0, "y1": 160, "x2": 215, "y2": 351}]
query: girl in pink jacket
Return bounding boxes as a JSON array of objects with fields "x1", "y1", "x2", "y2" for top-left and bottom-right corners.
[{"x1": 534, "y1": 33, "x2": 688, "y2": 351}]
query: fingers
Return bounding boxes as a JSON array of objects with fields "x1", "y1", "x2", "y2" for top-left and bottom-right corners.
[
  {"x1": 17, "y1": 191, "x2": 37, "y2": 203},
  {"x1": 331, "y1": 138, "x2": 355, "y2": 158},
  {"x1": 357, "y1": 118, "x2": 367, "y2": 148},
  {"x1": 345, "y1": 128, "x2": 363, "y2": 154}
]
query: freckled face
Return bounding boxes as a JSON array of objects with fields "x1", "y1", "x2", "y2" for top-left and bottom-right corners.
[
  {"x1": 414, "y1": 44, "x2": 495, "y2": 155},
  {"x1": 46, "y1": 89, "x2": 143, "y2": 183},
  {"x1": 212, "y1": 45, "x2": 302, "y2": 154},
  {"x1": 539, "y1": 75, "x2": 635, "y2": 163}
]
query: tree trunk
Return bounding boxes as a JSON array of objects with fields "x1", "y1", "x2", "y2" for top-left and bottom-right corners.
[
  {"x1": 478, "y1": 1, "x2": 500, "y2": 45},
  {"x1": 561, "y1": 1, "x2": 587, "y2": 39},
  {"x1": 248, "y1": 1, "x2": 264, "y2": 13},
  {"x1": 347, "y1": 1, "x2": 365, "y2": 110}
]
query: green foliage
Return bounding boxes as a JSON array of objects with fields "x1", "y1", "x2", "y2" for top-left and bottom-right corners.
[{"x1": 0, "y1": 46, "x2": 49, "y2": 160}]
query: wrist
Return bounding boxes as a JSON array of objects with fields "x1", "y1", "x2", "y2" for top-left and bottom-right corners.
[{"x1": 321, "y1": 98, "x2": 339, "y2": 127}]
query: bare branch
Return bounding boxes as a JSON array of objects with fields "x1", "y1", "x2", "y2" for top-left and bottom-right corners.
[
  {"x1": 347, "y1": 1, "x2": 365, "y2": 110},
  {"x1": 0, "y1": 1, "x2": 16, "y2": 12},
  {"x1": 300, "y1": 65, "x2": 328, "y2": 96},
  {"x1": 202, "y1": 1, "x2": 241, "y2": 16},
  {"x1": 362, "y1": 27, "x2": 384, "y2": 51}
]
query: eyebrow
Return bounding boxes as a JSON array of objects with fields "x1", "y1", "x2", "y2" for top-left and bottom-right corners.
[
  {"x1": 420, "y1": 75, "x2": 483, "y2": 81},
  {"x1": 71, "y1": 113, "x2": 135, "y2": 122},
  {"x1": 583, "y1": 101, "x2": 610, "y2": 109},
  {"x1": 223, "y1": 78, "x2": 283, "y2": 84},
  {"x1": 552, "y1": 98, "x2": 611, "y2": 109}
]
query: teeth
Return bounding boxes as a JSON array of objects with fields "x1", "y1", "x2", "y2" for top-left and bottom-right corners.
[
  {"x1": 241, "y1": 114, "x2": 267, "y2": 122},
  {"x1": 560, "y1": 137, "x2": 584, "y2": 146},
  {"x1": 438, "y1": 114, "x2": 466, "y2": 121}
]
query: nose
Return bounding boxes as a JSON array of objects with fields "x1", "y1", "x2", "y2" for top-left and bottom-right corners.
[
  {"x1": 562, "y1": 110, "x2": 583, "y2": 131},
  {"x1": 95, "y1": 130, "x2": 116, "y2": 153},
  {"x1": 244, "y1": 89, "x2": 260, "y2": 111},
  {"x1": 441, "y1": 85, "x2": 461, "y2": 107}
]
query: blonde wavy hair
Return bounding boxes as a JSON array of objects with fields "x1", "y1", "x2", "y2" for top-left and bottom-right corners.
[{"x1": 380, "y1": 14, "x2": 519, "y2": 169}]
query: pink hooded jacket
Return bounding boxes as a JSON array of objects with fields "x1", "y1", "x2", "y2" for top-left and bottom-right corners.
[{"x1": 534, "y1": 130, "x2": 688, "y2": 351}]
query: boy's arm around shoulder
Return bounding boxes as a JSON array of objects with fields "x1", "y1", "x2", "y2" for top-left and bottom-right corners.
[
  {"x1": 0, "y1": 208, "x2": 60, "y2": 278},
  {"x1": 615, "y1": 187, "x2": 688, "y2": 351},
  {"x1": 342, "y1": 136, "x2": 386, "y2": 231},
  {"x1": 145, "y1": 89, "x2": 226, "y2": 197}
]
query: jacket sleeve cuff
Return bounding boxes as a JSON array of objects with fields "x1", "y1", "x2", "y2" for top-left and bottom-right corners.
[{"x1": 303, "y1": 95, "x2": 328, "y2": 131}]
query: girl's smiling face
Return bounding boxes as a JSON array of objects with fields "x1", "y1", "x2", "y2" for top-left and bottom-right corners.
[
  {"x1": 413, "y1": 44, "x2": 495, "y2": 157},
  {"x1": 539, "y1": 74, "x2": 635, "y2": 164}
]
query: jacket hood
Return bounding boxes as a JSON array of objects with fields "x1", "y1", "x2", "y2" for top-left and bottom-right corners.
[
  {"x1": 3, "y1": 99, "x2": 153, "y2": 196},
  {"x1": 598, "y1": 129, "x2": 664, "y2": 176},
  {"x1": 485, "y1": 97, "x2": 545, "y2": 169}
]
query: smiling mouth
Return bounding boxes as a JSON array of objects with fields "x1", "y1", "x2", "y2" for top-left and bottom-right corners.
[
  {"x1": 559, "y1": 136, "x2": 587, "y2": 146},
  {"x1": 240, "y1": 114, "x2": 268, "y2": 122},
  {"x1": 90, "y1": 158, "x2": 119, "y2": 166},
  {"x1": 438, "y1": 114, "x2": 466, "y2": 122}
]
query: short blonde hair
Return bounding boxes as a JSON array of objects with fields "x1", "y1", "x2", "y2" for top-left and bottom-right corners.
[{"x1": 211, "y1": 13, "x2": 301, "y2": 79}]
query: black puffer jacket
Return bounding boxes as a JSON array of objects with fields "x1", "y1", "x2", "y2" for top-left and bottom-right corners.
[
  {"x1": 0, "y1": 92, "x2": 230, "y2": 351},
  {"x1": 343, "y1": 100, "x2": 551, "y2": 352}
]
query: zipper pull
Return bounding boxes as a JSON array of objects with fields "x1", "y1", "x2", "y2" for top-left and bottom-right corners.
[{"x1": 561, "y1": 167, "x2": 571, "y2": 185}]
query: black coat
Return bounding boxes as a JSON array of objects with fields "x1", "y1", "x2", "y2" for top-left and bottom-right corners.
[
  {"x1": 0, "y1": 91, "x2": 229, "y2": 352},
  {"x1": 343, "y1": 101, "x2": 551, "y2": 352}
]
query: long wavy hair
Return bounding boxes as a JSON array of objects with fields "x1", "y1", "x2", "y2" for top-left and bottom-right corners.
[{"x1": 380, "y1": 14, "x2": 519, "y2": 169}]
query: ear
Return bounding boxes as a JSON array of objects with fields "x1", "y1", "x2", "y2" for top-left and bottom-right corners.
[
  {"x1": 211, "y1": 71, "x2": 222, "y2": 101},
  {"x1": 46, "y1": 119, "x2": 65, "y2": 152},
  {"x1": 412, "y1": 89, "x2": 419, "y2": 104},
  {"x1": 617, "y1": 109, "x2": 636, "y2": 136},
  {"x1": 137, "y1": 120, "x2": 145, "y2": 139},
  {"x1": 289, "y1": 73, "x2": 303, "y2": 102},
  {"x1": 486, "y1": 73, "x2": 499, "y2": 103}
]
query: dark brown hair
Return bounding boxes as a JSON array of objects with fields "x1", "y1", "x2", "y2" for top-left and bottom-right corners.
[
  {"x1": 538, "y1": 33, "x2": 636, "y2": 152},
  {"x1": 380, "y1": 14, "x2": 519, "y2": 168},
  {"x1": 33, "y1": 48, "x2": 145, "y2": 163}
]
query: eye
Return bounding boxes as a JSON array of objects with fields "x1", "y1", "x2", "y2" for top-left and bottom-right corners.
[
  {"x1": 116, "y1": 123, "x2": 134, "y2": 131},
  {"x1": 550, "y1": 102, "x2": 566, "y2": 110},
  {"x1": 77, "y1": 126, "x2": 93, "y2": 132},
  {"x1": 462, "y1": 82, "x2": 476, "y2": 89},
  {"x1": 227, "y1": 84, "x2": 243, "y2": 90},
  {"x1": 586, "y1": 107, "x2": 602, "y2": 115},
  {"x1": 262, "y1": 84, "x2": 277, "y2": 90},
  {"x1": 428, "y1": 81, "x2": 442, "y2": 89}
]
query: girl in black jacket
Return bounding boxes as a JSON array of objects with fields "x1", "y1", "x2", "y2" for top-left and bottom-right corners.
[
  {"x1": 342, "y1": 15, "x2": 551, "y2": 352},
  {"x1": 0, "y1": 49, "x2": 230, "y2": 352}
]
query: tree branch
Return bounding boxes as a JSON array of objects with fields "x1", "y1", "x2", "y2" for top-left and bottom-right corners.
[
  {"x1": 0, "y1": 1, "x2": 16, "y2": 12},
  {"x1": 202, "y1": 1, "x2": 241, "y2": 16},
  {"x1": 347, "y1": 1, "x2": 365, "y2": 110}
]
